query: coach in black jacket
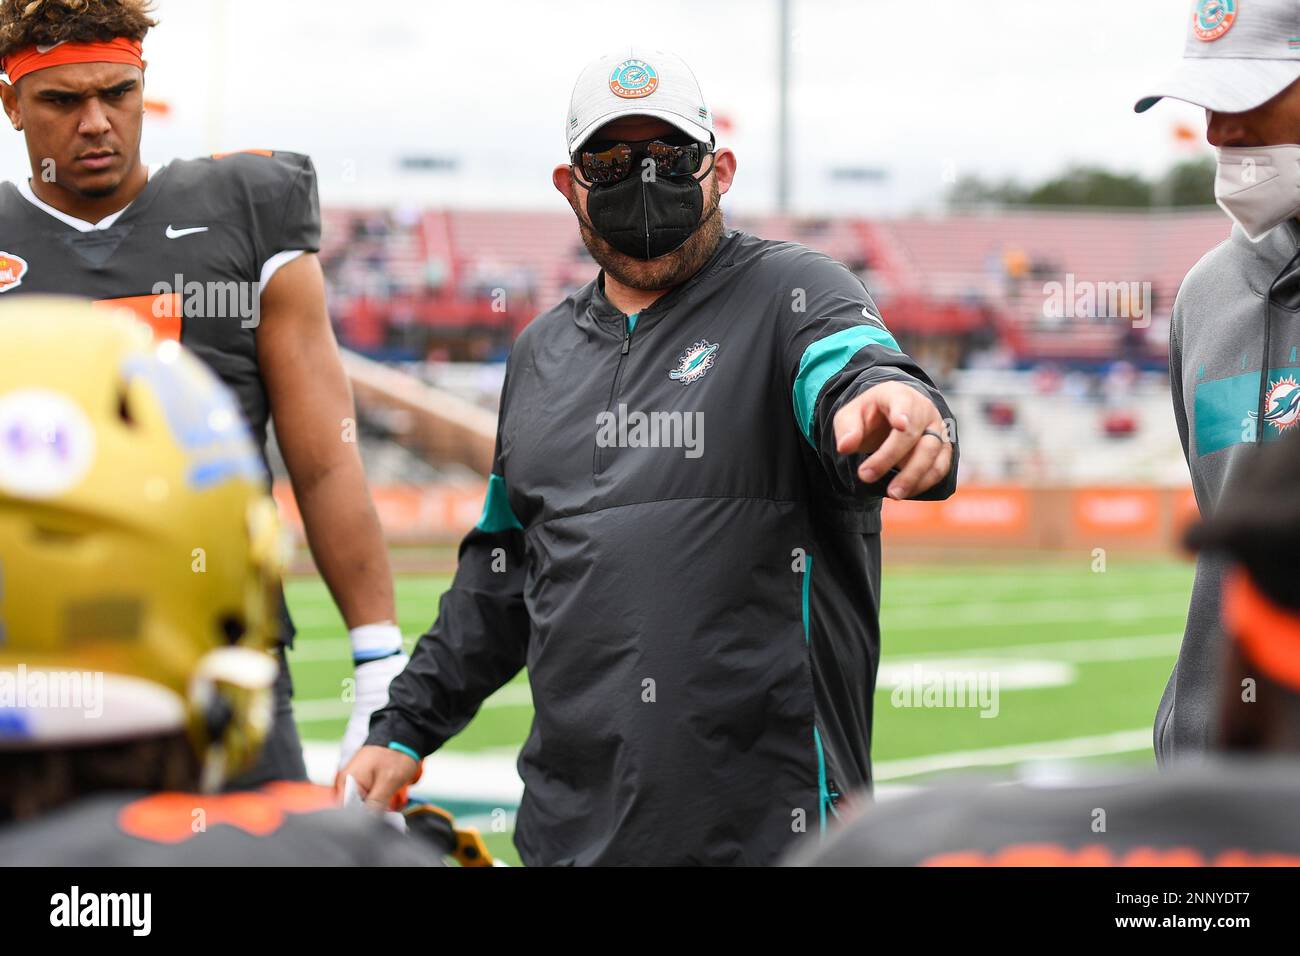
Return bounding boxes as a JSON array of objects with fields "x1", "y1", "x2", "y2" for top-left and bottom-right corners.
[{"x1": 347, "y1": 47, "x2": 959, "y2": 865}]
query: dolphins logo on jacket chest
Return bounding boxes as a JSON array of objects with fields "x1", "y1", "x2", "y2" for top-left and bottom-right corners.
[{"x1": 668, "y1": 340, "x2": 719, "y2": 385}]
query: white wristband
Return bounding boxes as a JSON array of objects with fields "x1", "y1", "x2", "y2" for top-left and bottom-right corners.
[{"x1": 349, "y1": 622, "x2": 403, "y2": 664}]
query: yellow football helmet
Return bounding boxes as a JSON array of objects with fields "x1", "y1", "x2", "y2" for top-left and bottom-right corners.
[{"x1": 0, "y1": 297, "x2": 284, "y2": 790}]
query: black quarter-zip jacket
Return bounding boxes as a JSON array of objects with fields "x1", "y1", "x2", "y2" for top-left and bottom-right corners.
[{"x1": 368, "y1": 228, "x2": 959, "y2": 865}]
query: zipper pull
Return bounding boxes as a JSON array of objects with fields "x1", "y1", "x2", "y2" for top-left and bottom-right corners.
[{"x1": 621, "y1": 323, "x2": 631, "y2": 355}]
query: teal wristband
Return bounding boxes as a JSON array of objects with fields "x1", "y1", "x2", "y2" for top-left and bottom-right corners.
[{"x1": 388, "y1": 741, "x2": 421, "y2": 764}]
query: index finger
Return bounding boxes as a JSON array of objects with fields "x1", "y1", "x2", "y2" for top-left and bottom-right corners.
[
  {"x1": 833, "y1": 393, "x2": 885, "y2": 454},
  {"x1": 857, "y1": 407, "x2": 925, "y2": 481}
]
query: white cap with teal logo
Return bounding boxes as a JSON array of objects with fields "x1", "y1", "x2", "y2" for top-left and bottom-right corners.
[
  {"x1": 1136, "y1": 0, "x2": 1300, "y2": 113},
  {"x1": 566, "y1": 46, "x2": 713, "y2": 155}
]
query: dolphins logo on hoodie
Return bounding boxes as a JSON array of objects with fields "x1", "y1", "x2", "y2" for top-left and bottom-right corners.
[{"x1": 1255, "y1": 375, "x2": 1300, "y2": 434}]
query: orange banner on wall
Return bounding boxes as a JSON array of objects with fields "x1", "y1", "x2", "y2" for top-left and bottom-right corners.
[
  {"x1": 1172, "y1": 487, "x2": 1200, "y2": 535},
  {"x1": 883, "y1": 486, "x2": 1030, "y2": 536},
  {"x1": 1072, "y1": 488, "x2": 1161, "y2": 537},
  {"x1": 272, "y1": 481, "x2": 1198, "y2": 553}
]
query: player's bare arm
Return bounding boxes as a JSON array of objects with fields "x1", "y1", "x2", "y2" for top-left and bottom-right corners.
[{"x1": 257, "y1": 252, "x2": 396, "y2": 629}]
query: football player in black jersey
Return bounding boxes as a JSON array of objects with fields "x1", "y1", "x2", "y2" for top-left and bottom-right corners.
[{"x1": 0, "y1": 0, "x2": 405, "y2": 787}]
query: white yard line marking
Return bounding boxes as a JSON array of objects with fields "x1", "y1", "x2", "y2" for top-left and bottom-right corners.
[
  {"x1": 304, "y1": 742, "x2": 524, "y2": 805},
  {"x1": 877, "y1": 659, "x2": 1076, "y2": 694},
  {"x1": 291, "y1": 634, "x2": 1179, "y2": 721},
  {"x1": 884, "y1": 582, "x2": 1191, "y2": 607},
  {"x1": 304, "y1": 729, "x2": 1154, "y2": 807},
  {"x1": 887, "y1": 632, "x2": 1181, "y2": 665},
  {"x1": 882, "y1": 595, "x2": 1188, "y2": 629},
  {"x1": 873, "y1": 729, "x2": 1152, "y2": 781}
]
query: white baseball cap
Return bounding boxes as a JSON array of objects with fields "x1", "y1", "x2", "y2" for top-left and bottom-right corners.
[
  {"x1": 566, "y1": 47, "x2": 714, "y2": 156},
  {"x1": 1136, "y1": 0, "x2": 1300, "y2": 114}
]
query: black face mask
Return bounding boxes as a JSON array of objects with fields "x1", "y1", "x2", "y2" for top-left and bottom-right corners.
[{"x1": 582, "y1": 157, "x2": 712, "y2": 260}]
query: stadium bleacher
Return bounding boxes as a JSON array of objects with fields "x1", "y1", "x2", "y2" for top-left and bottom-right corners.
[
  {"x1": 311, "y1": 205, "x2": 1229, "y2": 491},
  {"x1": 320, "y1": 205, "x2": 1231, "y2": 370}
]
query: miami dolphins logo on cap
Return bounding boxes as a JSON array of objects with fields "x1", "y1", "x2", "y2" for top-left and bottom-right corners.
[
  {"x1": 610, "y1": 58, "x2": 658, "y2": 99},
  {"x1": 669, "y1": 340, "x2": 719, "y2": 385},
  {"x1": 1193, "y1": 0, "x2": 1236, "y2": 42}
]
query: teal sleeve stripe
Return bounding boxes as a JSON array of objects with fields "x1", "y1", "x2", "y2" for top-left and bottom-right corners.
[
  {"x1": 801, "y1": 554, "x2": 813, "y2": 645},
  {"x1": 475, "y1": 473, "x2": 523, "y2": 533},
  {"x1": 388, "y1": 741, "x2": 421, "y2": 763},
  {"x1": 792, "y1": 324, "x2": 902, "y2": 447},
  {"x1": 814, "y1": 726, "x2": 830, "y2": 836},
  {"x1": 802, "y1": 554, "x2": 831, "y2": 836}
]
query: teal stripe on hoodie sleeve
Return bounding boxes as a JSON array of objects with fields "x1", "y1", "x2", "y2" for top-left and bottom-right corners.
[
  {"x1": 792, "y1": 325, "x2": 901, "y2": 446},
  {"x1": 476, "y1": 473, "x2": 524, "y2": 532}
]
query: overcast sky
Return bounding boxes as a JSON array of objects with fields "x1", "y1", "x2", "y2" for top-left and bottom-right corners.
[{"x1": 0, "y1": 0, "x2": 1210, "y2": 215}]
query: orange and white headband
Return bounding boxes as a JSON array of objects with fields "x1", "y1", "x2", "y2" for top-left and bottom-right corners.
[{"x1": 1, "y1": 37, "x2": 143, "y2": 85}]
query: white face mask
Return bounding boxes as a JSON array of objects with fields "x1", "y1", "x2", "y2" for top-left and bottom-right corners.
[{"x1": 1214, "y1": 145, "x2": 1300, "y2": 243}]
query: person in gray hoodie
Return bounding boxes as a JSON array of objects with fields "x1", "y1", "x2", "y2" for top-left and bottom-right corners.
[
  {"x1": 788, "y1": 430, "x2": 1300, "y2": 868},
  {"x1": 1136, "y1": 0, "x2": 1300, "y2": 764}
]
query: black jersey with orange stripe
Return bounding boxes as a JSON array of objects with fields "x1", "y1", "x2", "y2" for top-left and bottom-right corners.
[
  {"x1": 0, "y1": 783, "x2": 443, "y2": 866},
  {"x1": 0, "y1": 150, "x2": 321, "y2": 467},
  {"x1": 786, "y1": 760, "x2": 1300, "y2": 867}
]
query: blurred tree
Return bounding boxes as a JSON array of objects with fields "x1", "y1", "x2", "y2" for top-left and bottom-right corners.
[
  {"x1": 946, "y1": 174, "x2": 1026, "y2": 207},
  {"x1": 1025, "y1": 166, "x2": 1150, "y2": 207},
  {"x1": 1154, "y1": 157, "x2": 1217, "y2": 208},
  {"x1": 947, "y1": 158, "x2": 1216, "y2": 210}
]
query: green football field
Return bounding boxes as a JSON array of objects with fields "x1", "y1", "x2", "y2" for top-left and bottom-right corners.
[{"x1": 285, "y1": 555, "x2": 1194, "y2": 866}]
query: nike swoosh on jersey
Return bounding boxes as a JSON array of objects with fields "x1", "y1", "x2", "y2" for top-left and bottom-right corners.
[
  {"x1": 861, "y1": 306, "x2": 887, "y2": 330},
  {"x1": 165, "y1": 225, "x2": 210, "y2": 239}
]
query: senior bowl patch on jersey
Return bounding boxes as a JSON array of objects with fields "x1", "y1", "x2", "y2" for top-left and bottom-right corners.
[
  {"x1": 609, "y1": 58, "x2": 658, "y2": 99},
  {"x1": 0, "y1": 252, "x2": 28, "y2": 293},
  {"x1": 668, "y1": 340, "x2": 719, "y2": 385},
  {"x1": 1192, "y1": 0, "x2": 1236, "y2": 42}
]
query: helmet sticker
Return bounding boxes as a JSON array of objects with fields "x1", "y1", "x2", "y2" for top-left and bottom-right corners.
[{"x1": 0, "y1": 389, "x2": 96, "y2": 499}]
